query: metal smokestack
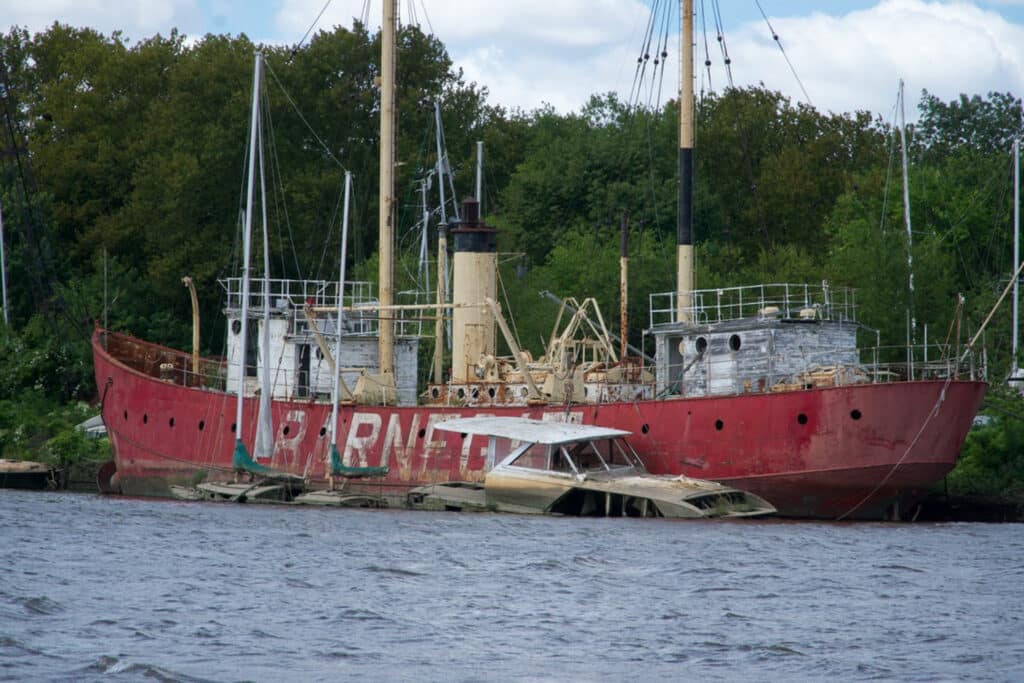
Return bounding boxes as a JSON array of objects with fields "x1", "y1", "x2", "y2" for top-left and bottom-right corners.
[{"x1": 450, "y1": 199, "x2": 497, "y2": 382}]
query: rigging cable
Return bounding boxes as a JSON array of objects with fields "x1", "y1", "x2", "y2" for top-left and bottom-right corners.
[
  {"x1": 754, "y1": 0, "x2": 813, "y2": 106},
  {"x1": 496, "y1": 263, "x2": 522, "y2": 356},
  {"x1": 311, "y1": 167, "x2": 348, "y2": 284},
  {"x1": 628, "y1": 0, "x2": 663, "y2": 108},
  {"x1": 415, "y1": 0, "x2": 435, "y2": 36},
  {"x1": 651, "y1": 0, "x2": 672, "y2": 109},
  {"x1": 699, "y1": 0, "x2": 714, "y2": 95},
  {"x1": 264, "y1": 62, "x2": 348, "y2": 172},
  {"x1": 259, "y1": 85, "x2": 303, "y2": 281},
  {"x1": 627, "y1": 0, "x2": 675, "y2": 242},
  {"x1": 879, "y1": 95, "x2": 899, "y2": 235},
  {"x1": 705, "y1": 2, "x2": 766, "y2": 242},
  {"x1": 710, "y1": 0, "x2": 734, "y2": 88},
  {"x1": 263, "y1": 52, "x2": 349, "y2": 276},
  {"x1": 290, "y1": 0, "x2": 335, "y2": 61},
  {"x1": 395, "y1": 104, "x2": 444, "y2": 302},
  {"x1": 837, "y1": 372, "x2": 953, "y2": 521}
]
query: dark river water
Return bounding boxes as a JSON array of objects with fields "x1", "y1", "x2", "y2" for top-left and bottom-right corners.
[{"x1": 2, "y1": 491, "x2": 1022, "y2": 682}]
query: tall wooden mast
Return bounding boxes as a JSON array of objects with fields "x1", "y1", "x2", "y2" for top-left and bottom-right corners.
[
  {"x1": 378, "y1": 0, "x2": 396, "y2": 375},
  {"x1": 676, "y1": 0, "x2": 694, "y2": 322}
]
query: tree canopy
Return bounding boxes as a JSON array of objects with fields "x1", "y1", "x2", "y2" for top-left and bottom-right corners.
[{"x1": 0, "y1": 23, "x2": 1022, "y2": 458}]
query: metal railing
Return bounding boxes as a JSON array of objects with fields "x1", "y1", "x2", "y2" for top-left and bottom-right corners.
[
  {"x1": 662, "y1": 339, "x2": 985, "y2": 397},
  {"x1": 103, "y1": 330, "x2": 230, "y2": 391},
  {"x1": 649, "y1": 282, "x2": 858, "y2": 328},
  {"x1": 221, "y1": 277, "x2": 376, "y2": 311},
  {"x1": 220, "y1": 277, "x2": 426, "y2": 337}
]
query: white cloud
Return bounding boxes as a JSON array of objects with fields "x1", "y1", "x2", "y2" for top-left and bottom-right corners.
[
  {"x1": 0, "y1": 0, "x2": 203, "y2": 41},
  {"x1": 712, "y1": 0, "x2": 1024, "y2": 119},
  {"x1": 273, "y1": 0, "x2": 651, "y2": 112},
  {"x1": 2, "y1": 0, "x2": 1021, "y2": 117},
  {"x1": 270, "y1": 0, "x2": 1023, "y2": 118}
]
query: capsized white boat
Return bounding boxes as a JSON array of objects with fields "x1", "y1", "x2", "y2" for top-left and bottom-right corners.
[
  {"x1": 178, "y1": 480, "x2": 299, "y2": 504},
  {"x1": 408, "y1": 417, "x2": 776, "y2": 518},
  {"x1": 169, "y1": 480, "x2": 387, "y2": 507}
]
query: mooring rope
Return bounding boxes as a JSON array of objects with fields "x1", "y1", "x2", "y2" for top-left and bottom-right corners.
[{"x1": 835, "y1": 374, "x2": 954, "y2": 521}]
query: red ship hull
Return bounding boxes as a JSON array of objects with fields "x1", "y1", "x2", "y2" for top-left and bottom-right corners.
[{"x1": 93, "y1": 330, "x2": 987, "y2": 519}]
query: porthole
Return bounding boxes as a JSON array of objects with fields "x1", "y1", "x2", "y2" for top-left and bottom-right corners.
[
  {"x1": 457, "y1": 388, "x2": 466, "y2": 399},
  {"x1": 430, "y1": 387, "x2": 440, "y2": 399},
  {"x1": 123, "y1": 410, "x2": 128, "y2": 421},
  {"x1": 319, "y1": 427, "x2": 327, "y2": 437},
  {"x1": 797, "y1": 413, "x2": 808, "y2": 425},
  {"x1": 417, "y1": 428, "x2": 426, "y2": 439},
  {"x1": 231, "y1": 320, "x2": 242, "y2": 335},
  {"x1": 230, "y1": 423, "x2": 237, "y2": 433},
  {"x1": 695, "y1": 337, "x2": 708, "y2": 354},
  {"x1": 641, "y1": 423, "x2": 650, "y2": 434},
  {"x1": 714, "y1": 419, "x2": 724, "y2": 431},
  {"x1": 729, "y1": 334, "x2": 741, "y2": 352},
  {"x1": 471, "y1": 388, "x2": 480, "y2": 399},
  {"x1": 198, "y1": 420, "x2": 205, "y2": 431},
  {"x1": 169, "y1": 418, "x2": 175, "y2": 428},
  {"x1": 488, "y1": 387, "x2": 496, "y2": 398},
  {"x1": 283, "y1": 425, "x2": 291, "y2": 436},
  {"x1": 851, "y1": 409, "x2": 862, "y2": 420},
  {"x1": 143, "y1": 414, "x2": 148, "y2": 424},
  {"x1": 315, "y1": 348, "x2": 324, "y2": 360},
  {"x1": 520, "y1": 387, "x2": 529, "y2": 397}
]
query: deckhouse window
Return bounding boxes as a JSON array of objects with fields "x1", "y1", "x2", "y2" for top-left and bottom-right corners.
[{"x1": 244, "y1": 320, "x2": 258, "y2": 377}]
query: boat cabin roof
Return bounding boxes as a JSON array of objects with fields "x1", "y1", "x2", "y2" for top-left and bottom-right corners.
[{"x1": 435, "y1": 417, "x2": 631, "y2": 445}]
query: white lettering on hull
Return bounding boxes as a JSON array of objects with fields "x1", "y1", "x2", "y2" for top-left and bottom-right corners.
[
  {"x1": 343, "y1": 413, "x2": 382, "y2": 467},
  {"x1": 460, "y1": 413, "x2": 494, "y2": 476},
  {"x1": 329, "y1": 409, "x2": 587, "y2": 480},
  {"x1": 272, "y1": 409, "x2": 308, "y2": 470},
  {"x1": 422, "y1": 413, "x2": 460, "y2": 480},
  {"x1": 383, "y1": 412, "x2": 421, "y2": 476}
]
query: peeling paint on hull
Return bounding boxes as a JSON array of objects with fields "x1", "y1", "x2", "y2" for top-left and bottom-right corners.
[{"x1": 93, "y1": 330, "x2": 986, "y2": 519}]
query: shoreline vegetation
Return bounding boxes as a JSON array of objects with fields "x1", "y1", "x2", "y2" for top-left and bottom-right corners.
[{"x1": 0, "y1": 23, "x2": 1022, "y2": 519}]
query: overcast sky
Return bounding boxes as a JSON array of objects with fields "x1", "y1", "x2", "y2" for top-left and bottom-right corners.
[{"x1": 3, "y1": 0, "x2": 1023, "y2": 121}]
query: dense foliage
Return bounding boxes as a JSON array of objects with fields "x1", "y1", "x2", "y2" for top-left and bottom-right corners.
[{"x1": 0, "y1": 22, "x2": 1022, "y2": 499}]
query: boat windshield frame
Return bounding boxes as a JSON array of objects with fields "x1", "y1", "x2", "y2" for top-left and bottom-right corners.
[{"x1": 502, "y1": 436, "x2": 644, "y2": 475}]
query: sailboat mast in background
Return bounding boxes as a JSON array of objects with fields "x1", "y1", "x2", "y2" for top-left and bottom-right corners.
[
  {"x1": 329, "y1": 171, "x2": 352, "y2": 478},
  {"x1": 1013, "y1": 135, "x2": 1021, "y2": 379},
  {"x1": 232, "y1": 51, "x2": 263, "y2": 466},
  {"x1": 898, "y1": 79, "x2": 915, "y2": 346},
  {"x1": 0, "y1": 196, "x2": 7, "y2": 327}
]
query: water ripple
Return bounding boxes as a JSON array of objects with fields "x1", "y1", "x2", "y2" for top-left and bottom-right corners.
[
  {"x1": 18, "y1": 596, "x2": 64, "y2": 616},
  {"x1": 2, "y1": 491, "x2": 1022, "y2": 681}
]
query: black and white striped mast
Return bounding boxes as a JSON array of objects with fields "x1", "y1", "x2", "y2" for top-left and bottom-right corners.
[{"x1": 676, "y1": 0, "x2": 695, "y2": 323}]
